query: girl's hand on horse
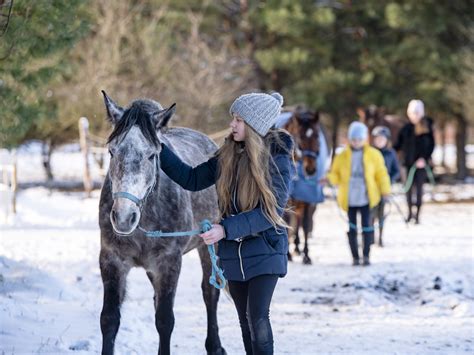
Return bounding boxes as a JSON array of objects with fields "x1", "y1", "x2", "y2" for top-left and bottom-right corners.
[
  {"x1": 200, "y1": 224, "x2": 225, "y2": 245},
  {"x1": 415, "y1": 158, "x2": 426, "y2": 169}
]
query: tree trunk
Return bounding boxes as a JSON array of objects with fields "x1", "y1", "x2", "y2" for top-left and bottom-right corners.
[
  {"x1": 440, "y1": 121, "x2": 447, "y2": 169},
  {"x1": 331, "y1": 113, "x2": 341, "y2": 159},
  {"x1": 455, "y1": 113, "x2": 467, "y2": 180},
  {"x1": 42, "y1": 141, "x2": 54, "y2": 181},
  {"x1": 239, "y1": 0, "x2": 267, "y2": 90}
]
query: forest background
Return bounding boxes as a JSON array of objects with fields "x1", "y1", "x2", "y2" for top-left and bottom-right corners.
[{"x1": 0, "y1": 0, "x2": 473, "y2": 178}]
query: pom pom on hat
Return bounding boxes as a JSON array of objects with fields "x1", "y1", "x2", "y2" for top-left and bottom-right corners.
[{"x1": 270, "y1": 92, "x2": 284, "y2": 106}]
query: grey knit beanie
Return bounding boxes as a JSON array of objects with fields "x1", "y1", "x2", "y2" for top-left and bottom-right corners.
[{"x1": 229, "y1": 92, "x2": 284, "y2": 136}]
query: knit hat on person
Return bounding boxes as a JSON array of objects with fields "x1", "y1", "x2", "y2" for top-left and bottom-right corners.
[
  {"x1": 372, "y1": 125, "x2": 391, "y2": 139},
  {"x1": 348, "y1": 121, "x2": 368, "y2": 141},
  {"x1": 229, "y1": 92, "x2": 284, "y2": 136},
  {"x1": 407, "y1": 99, "x2": 425, "y2": 117}
]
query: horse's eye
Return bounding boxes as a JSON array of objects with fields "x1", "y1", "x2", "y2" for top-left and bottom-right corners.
[{"x1": 148, "y1": 154, "x2": 155, "y2": 161}]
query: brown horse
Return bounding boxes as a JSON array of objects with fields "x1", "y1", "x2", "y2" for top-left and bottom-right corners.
[
  {"x1": 276, "y1": 106, "x2": 328, "y2": 265},
  {"x1": 357, "y1": 105, "x2": 404, "y2": 145}
]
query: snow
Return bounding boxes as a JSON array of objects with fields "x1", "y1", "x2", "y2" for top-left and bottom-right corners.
[
  {"x1": 0, "y1": 147, "x2": 473, "y2": 354},
  {"x1": 1, "y1": 188, "x2": 473, "y2": 354}
]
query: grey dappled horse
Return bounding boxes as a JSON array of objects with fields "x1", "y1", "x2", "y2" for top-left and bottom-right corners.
[{"x1": 98, "y1": 92, "x2": 226, "y2": 355}]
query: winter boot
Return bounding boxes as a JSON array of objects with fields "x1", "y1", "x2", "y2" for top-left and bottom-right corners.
[
  {"x1": 415, "y1": 205, "x2": 421, "y2": 224},
  {"x1": 362, "y1": 232, "x2": 374, "y2": 266},
  {"x1": 347, "y1": 231, "x2": 359, "y2": 265}
]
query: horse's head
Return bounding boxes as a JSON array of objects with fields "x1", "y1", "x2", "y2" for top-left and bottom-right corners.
[
  {"x1": 102, "y1": 91, "x2": 176, "y2": 236},
  {"x1": 286, "y1": 107, "x2": 320, "y2": 176},
  {"x1": 357, "y1": 105, "x2": 386, "y2": 134}
]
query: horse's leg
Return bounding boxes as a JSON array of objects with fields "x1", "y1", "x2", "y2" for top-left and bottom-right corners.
[
  {"x1": 283, "y1": 210, "x2": 293, "y2": 261},
  {"x1": 378, "y1": 200, "x2": 385, "y2": 247},
  {"x1": 197, "y1": 245, "x2": 226, "y2": 355},
  {"x1": 294, "y1": 207, "x2": 302, "y2": 255},
  {"x1": 100, "y1": 249, "x2": 131, "y2": 355},
  {"x1": 148, "y1": 253, "x2": 182, "y2": 355},
  {"x1": 302, "y1": 204, "x2": 316, "y2": 265}
]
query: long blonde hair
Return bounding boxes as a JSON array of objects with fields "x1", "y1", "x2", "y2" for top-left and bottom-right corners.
[{"x1": 216, "y1": 125, "x2": 291, "y2": 231}]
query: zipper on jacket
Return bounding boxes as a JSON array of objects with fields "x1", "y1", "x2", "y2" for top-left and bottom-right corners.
[{"x1": 238, "y1": 241, "x2": 246, "y2": 280}]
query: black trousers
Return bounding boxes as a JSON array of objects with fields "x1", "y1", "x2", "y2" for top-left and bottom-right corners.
[
  {"x1": 347, "y1": 205, "x2": 374, "y2": 259},
  {"x1": 406, "y1": 168, "x2": 426, "y2": 209},
  {"x1": 228, "y1": 274, "x2": 279, "y2": 355}
]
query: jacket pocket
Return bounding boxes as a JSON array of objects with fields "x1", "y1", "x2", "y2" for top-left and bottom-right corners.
[
  {"x1": 240, "y1": 235, "x2": 274, "y2": 258},
  {"x1": 262, "y1": 229, "x2": 288, "y2": 254}
]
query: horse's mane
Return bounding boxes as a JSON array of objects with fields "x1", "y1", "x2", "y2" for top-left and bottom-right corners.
[{"x1": 107, "y1": 101, "x2": 159, "y2": 147}]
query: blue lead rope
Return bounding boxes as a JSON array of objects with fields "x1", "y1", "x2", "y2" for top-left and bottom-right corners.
[
  {"x1": 141, "y1": 219, "x2": 226, "y2": 290},
  {"x1": 113, "y1": 191, "x2": 226, "y2": 290}
]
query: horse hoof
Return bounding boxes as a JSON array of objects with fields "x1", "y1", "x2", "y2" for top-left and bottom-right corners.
[
  {"x1": 378, "y1": 242, "x2": 384, "y2": 247},
  {"x1": 294, "y1": 248, "x2": 301, "y2": 256},
  {"x1": 287, "y1": 253, "x2": 293, "y2": 262},
  {"x1": 303, "y1": 256, "x2": 312, "y2": 265}
]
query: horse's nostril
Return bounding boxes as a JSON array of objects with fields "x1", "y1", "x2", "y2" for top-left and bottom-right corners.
[
  {"x1": 130, "y1": 212, "x2": 137, "y2": 225},
  {"x1": 111, "y1": 210, "x2": 117, "y2": 224}
]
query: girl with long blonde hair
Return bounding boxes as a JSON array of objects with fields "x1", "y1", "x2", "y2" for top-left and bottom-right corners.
[{"x1": 160, "y1": 92, "x2": 294, "y2": 354}]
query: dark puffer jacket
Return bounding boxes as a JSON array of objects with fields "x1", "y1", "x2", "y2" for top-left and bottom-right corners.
[
  {"x1": 394, "y1": 117, "x2": 435, "y2": 168},
  {"x1": 159, "y1": 131, "x2": 294, "y2": 281},
  {"x1": 377, "y1": 147, "x2": 400, "y2": 183}
]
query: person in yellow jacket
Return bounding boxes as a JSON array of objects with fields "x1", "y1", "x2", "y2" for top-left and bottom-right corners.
[{"x1": 323, "y1": 122, "x2": 391, "y2": 266}]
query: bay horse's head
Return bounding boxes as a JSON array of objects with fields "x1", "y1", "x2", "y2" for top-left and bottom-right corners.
[
  {"x1": 286, "y1": 107, "x2": 320, "y2": 176},
  {"x1": 102, "y1": 91, "x2": 176, "y2": 236},
  {"x1": 357, "y1": 105, "x2": 386, "y2": 141},
  {"x1": 357, "y1": 105, "x2": 403, "y2": 144}
]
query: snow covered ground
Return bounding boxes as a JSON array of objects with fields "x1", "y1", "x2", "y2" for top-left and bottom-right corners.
[{"x1": 1, "y1": 186, "x2": 473, "y2": 354}]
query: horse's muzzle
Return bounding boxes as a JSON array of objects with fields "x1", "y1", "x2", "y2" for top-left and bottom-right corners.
[{"x1": 110, "y1": 206, "x2": 140, "y2": 236}]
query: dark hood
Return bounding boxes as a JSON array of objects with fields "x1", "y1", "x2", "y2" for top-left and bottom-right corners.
[{"x1": 269, "y1": 130, "x2": 294, "y2": 155}]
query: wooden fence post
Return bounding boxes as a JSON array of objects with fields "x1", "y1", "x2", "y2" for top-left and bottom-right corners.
[
  {"x1": 79, "y1": 117, "x2": 92, "y2": 197},
  {"x1": 11, "y1": 149, "x2": 17, "y2": 214}
]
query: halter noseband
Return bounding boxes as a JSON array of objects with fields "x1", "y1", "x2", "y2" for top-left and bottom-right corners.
[
  {"x1": 295, "y1": 147, "x2": 319, "y2": 160},
  {"x1": 111, "y1": 155, "x2": 158, "y2": 211},
  {"x1": 113, "y1": 191, "x2": 145, "y2": 208}
]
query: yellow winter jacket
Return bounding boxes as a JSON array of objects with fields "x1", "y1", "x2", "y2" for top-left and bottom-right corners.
[{"x1": 327, "y1": 144, "x2": 391, "y2": 211}]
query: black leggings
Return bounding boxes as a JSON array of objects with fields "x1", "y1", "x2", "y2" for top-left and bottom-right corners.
[
  {"x1": 406, "y1": 168, "x2": 426, "y2": 209},
  {"x1": 228, "y1": 274, "x2": 279, "y2": 355}
]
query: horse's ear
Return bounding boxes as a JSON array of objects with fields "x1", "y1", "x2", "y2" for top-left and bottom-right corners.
[
  {"x1": 155, "y1": 103, "x2": 176, "y2": 130},
  {"x1": 356, "y1": 107, "x2": 366, "y2": 121},
  {"x1": 102, "y1": 90, "x2": 124, "y2": 125}
]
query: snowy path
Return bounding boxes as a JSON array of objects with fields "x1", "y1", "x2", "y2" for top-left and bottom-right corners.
[{"x1": 1, "y1": 188, "x2": 473, "y2": 354}]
